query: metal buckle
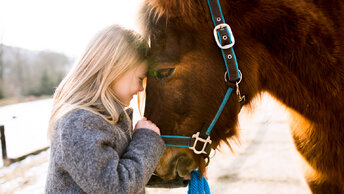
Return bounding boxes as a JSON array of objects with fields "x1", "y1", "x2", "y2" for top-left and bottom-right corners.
[
  {"x1": 189, "y1": 132, "x2": 212, "y2": 155},
  {"x1": 213, "y1": 23, "x2": 235, "y2": 49}
]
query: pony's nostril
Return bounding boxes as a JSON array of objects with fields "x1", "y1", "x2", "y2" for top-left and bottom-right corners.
[{"x1": 176, "y1": 156, "x2": 194, "y2": 177}]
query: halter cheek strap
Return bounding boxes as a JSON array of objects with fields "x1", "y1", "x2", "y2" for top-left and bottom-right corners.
[{"x1": 161, "y1": 0, "x2": 245, "y2": 159}]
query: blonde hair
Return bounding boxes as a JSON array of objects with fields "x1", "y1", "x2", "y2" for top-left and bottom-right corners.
[{"x1": 48, "y1": 24, "x2": 147, "y2": 137}]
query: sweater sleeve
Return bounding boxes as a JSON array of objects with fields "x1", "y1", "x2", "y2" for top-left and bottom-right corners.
[{"x1": 58, "y1": 111, "x2": 166, "y2": 194}]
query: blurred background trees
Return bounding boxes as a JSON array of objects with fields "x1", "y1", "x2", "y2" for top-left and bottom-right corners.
[
  {"x1": 0, "y1": 44, "x2": 72, "y2": 99},
  {"x1": 0, "y1": 43, "x2": 4, "y2": 99}
]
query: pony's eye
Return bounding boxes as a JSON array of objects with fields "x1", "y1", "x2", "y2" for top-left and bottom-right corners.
[{"x1": 154, "y1": 68, "x2": 176, "y2": 80}]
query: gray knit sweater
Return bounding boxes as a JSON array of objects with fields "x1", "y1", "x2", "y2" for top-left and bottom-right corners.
[{"x1": 45, "y1": 106, "x2": 166, "y2": 194}]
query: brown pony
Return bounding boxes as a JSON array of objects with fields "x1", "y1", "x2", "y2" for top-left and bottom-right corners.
[{"x1": 140, "y1": 0, "x2": 344, "y2": 193}]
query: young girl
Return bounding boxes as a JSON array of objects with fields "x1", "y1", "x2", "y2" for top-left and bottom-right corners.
[{"x1": 45, "y1": 25, "x2": 165, "y2": 194}]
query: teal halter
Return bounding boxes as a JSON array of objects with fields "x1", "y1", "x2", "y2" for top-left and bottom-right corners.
[{"x1": 161, "y1": 0, "x2": 245, "y2": 158}]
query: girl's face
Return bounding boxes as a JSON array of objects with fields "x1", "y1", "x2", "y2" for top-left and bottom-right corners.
[{"x1": 112, "y1": 62, "x2": 147, "y2": 106}]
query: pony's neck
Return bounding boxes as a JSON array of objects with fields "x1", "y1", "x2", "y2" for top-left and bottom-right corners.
[{"x1": 260, "y1": 57, "x2": 344, "y2": 124}]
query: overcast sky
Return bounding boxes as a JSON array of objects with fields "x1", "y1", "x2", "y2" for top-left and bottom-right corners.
[{"x1": 0, "y1": 0, "x2": 143, "y2": 58}]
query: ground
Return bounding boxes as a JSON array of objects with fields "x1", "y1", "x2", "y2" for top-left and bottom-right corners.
[{"x1": 0, "y1": 94, "x2": 311, "y2": 193}]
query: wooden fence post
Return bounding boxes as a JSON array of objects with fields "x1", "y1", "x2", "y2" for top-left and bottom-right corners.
[
  {"x1": 0, "y1": 125, "x2": 9, "y2": 166},
  {"x1": 0, "y1": 125, "x2": 49, "y2": 166}
]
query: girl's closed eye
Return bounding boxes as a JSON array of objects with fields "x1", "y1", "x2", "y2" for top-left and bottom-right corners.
[{"x1": 139, "y1": 76, "x2": 146, "y2": 83}]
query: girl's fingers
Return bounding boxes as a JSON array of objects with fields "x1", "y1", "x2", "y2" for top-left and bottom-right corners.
[
  {"x1": 204, "y1": 167, "x2": 208, "y2": 180},
  {"x1": 184, "y1": 174, "x2": 191, "y2": 180}
]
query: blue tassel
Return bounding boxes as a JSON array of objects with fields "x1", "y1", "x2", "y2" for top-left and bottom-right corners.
[{"x1": 187, "y1": 170, "x2": 210, "y2": 194}]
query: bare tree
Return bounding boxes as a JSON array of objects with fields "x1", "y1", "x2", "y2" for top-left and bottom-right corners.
[
  {"x1": 0, "y1": 37, "x2": 4, "y2": 99},
  {"x1": 0, "y1": 45, "x2": 72, "y2": 98}
]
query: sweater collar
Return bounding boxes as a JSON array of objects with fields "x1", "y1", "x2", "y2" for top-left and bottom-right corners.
[{"x1": 92, "y1": 101, "x2": 133, "y2": 121}]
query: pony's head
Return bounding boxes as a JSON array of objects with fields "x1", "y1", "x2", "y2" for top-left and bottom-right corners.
[{"x1": 141, "y1": 0, "x2": 259, "y2": 181}]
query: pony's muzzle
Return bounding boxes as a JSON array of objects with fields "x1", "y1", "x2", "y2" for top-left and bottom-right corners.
[
  {"x1": 147, "y1": 153, "x2": 195, "y2": 188},
  {"x1": 153, "y1": 148, "x2": 198, "y2": 181}
]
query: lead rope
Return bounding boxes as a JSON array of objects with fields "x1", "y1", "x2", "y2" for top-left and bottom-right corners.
[{"x1": 187, "y1": 170, "x2": 210, "y2": 194}]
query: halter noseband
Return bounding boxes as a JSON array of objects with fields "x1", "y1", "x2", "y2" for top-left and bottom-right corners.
[{"x1": 161, "y1": 0, "x2": 245, "y2": 161}]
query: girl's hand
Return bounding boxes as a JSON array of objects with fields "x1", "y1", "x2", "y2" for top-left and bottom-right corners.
[
  {"x1": 203, "y1": 167, "x2": 208, "y2": 180},
  {"x1": 135, "y1": 117, "x2": 161, "y2": 135},
  {"x1": 184, "y1": 167, "x2": 208, "y2": 180}
]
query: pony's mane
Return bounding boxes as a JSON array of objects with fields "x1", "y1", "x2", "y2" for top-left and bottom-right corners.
[
  {"x1": 139, "y1": 0, "x2": 212, "y2": 38},
  {"x1": 143, "y1": 0, "x2": 198, "y2": 20}
]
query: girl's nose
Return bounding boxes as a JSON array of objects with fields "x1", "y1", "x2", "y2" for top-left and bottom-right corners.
[{"x1": 138, "y1": 85, "x2": 144, "y2": 92}]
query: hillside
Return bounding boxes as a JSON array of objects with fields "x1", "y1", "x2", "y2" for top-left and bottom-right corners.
[{"x1": 0, "y1": 44, "x2": 73, "y2": 98}]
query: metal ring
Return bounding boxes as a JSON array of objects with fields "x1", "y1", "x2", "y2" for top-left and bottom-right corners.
[
  {"x1": 209, "y1": 149, "x2": 216, "y2": 159},
  {"x1": 216, "y1": 17, "x2": 221, "y2": 22},
  {"x1": 222, "y1": 35, "x2": 227, "y2": 40},
  {"x1": 224, "y1": 71, "x2": 228, "y2": 82},
  {"x1": 237, "y1": 70, "x2": 243, "y2": 84},
  {"x1": 225, "y1": 70, "x2": 242, "y2": 84},
  {"x1": 227, "y1": 54, "x2": 232, "y2": 59}
]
